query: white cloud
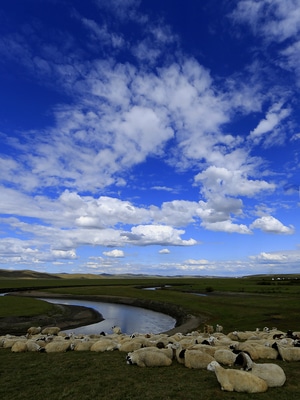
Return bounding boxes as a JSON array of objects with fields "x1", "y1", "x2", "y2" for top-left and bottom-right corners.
[
  {"x1": 51, "y1": 249, "x2": 77, "y2": 259},
  {"x1": 123, "y1": 225, "x2": 197, "y2": 246},
  {"x1": 201, "y1": 220, "x2": 252, "y2": 234},
  {"x1": 250, "y1": 215, "x2": 295, "y2": 234},
  {"x1": 159, "y1": 248, "x2": 170, "y2": 254},
  {"x1": 252, "y1": 252, "x2": 288, "y2": 261},
  {"x1": 195, "y1": 165, "x2": 275, "y2": 198},
  {"x1": 103, "y1": 249, "x2": 125, "y2": 258},
  {"x1": 249, "y1": 102, "x2": 291, "y2": 144},
  {"x1": 230, "y1": 0, "x2": 300, "y2": 42},
  {"x1": 291, "y1": 132, "x2": 300, "y2": 141}
]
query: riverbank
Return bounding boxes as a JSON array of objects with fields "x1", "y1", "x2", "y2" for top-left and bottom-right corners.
[{"x1": 0, "y1": 291, "x2": 205, "y2": 335}]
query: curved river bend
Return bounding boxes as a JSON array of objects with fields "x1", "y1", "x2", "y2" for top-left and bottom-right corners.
[{"x1": 41, "y1": 298, "x2": 176, "y2": 335}]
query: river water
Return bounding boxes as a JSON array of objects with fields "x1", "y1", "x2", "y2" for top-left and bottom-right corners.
[{"x1": 41, "y1": 298, "x2": 176, "y2": 335}]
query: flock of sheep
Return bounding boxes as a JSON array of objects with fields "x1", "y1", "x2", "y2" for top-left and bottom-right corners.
[{"x1": 1, "y1": 323, "x2": 300, "y2": 393}]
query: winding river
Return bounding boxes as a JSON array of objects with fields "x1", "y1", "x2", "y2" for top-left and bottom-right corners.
[{"x1": 41, "y1": 298, "x2": 176, "y2": 335}]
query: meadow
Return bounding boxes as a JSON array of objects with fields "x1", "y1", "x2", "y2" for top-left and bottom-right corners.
[{"x1": 0, "y1": 274, "x2": 300, "y2": 399}]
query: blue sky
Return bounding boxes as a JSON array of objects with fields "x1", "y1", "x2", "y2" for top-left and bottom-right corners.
[{"x1": 0, "y1": 0, "x2": 299, "y2": 277}]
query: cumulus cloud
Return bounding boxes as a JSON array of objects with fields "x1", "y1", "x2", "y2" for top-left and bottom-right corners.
[
  {"x1": 250, "y1": 215, "x2": 295, "y2": 234},
  {"x1": 195, "y1": 165, "x2": 275, "y2": 198},
  {"x1": 122, "y1": 225, "x2": 197, "y2": 246},
  {"x1": 103, "y1": 249, "x2": 125, "y2": 258},
  {"x1": 159, "y1": 248, "x2": 170, "y2": 254}
]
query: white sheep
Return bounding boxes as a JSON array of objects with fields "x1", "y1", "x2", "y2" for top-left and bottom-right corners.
[
  {"x1": 42, "y1": 327, "x2": 61, "y2": 335},
  {"x1": 213, "y1": 349, "x2": 238, "y2": 366},
  {"x1": 207, "y1": 360, "x2": 268, "y2": 393},
  {"x1": 215, "y1": 324, "x2": 223, "y2": 333},
  {"x1": 273, "y1": 342, "x2": 300, "y2": 362},
  {"x1": 26, "y1": 340, "x2": 46, "y2": 352},
  {"x1": 112, "y1": 325, "x2": 122, "y2": 334},
  {"x1": 235, "y1": 352, "x2": 286, "y2": 387},
  {"x1": 126, "y1": 347, "x2": 173, "y2": 367},
  {"x1": 117, "y1": 339, "x2": 144, "y2": 352},
  {"x1": 251, "y1": 343, "x2": 279, "y2": 359},
  {"x1": 27, "y1": 326, "x2": 42, "y2": 336},
  {"x1": 183, "y1": 349, "x2": 215, "y2": 369},
  {"x1": 11, "y1": 341, "x2": 28, "y2": 353},
  {"x1": 90, "y1": 338, "x2": 118, "y2": 352},
  {"x1": 45, "y1": 341, "x2": 75, "y2": 353}
]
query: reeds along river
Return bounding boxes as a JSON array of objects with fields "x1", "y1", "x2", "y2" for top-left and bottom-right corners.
[{"x1": 40, "y1": 298, "x2": 176, "y2": 335}]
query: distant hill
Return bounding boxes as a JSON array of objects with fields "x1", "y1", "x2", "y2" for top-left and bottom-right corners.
[{"x1": 0, "y1": 269, "x2": 61, "y2": 279}]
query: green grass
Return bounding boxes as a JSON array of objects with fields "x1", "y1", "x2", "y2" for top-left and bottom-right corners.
[
  {"x1": 1, "y1": 276, "x2": 300, "y2": 399},
  {"x1": 0, "y1": 296, "x2": 55, "y2": 318},
  {"x1": 0, "y1": 349, "x2": 299, "y2": 400}
]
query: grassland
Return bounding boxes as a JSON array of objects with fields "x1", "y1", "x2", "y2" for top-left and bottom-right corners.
[{"x1": 1, "y1": 273, "x2": 300, "y2": 399}]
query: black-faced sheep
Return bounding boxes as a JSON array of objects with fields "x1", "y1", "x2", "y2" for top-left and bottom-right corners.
[
  {"x1": 207, "y1": 360, "x2": 268, "y2": 393},
  {"x1": 272, "y1": 342, "x2": 300, "y2": 362},
  {"x1": 234, "y1": 352, "x2": 286, "y2": 387}
]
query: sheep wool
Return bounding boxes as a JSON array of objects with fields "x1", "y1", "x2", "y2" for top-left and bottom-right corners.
[
  {"x1": 126, "y1": 348, "x2": 173, "y2": 367},
  {"x1": 235, "y1": 352, "x2": 286, "y2": 388},
  {"x1": 207, "y1": 361, "x2": 268, "y2": 393}
]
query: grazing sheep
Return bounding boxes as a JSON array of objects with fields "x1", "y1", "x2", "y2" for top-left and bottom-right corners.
[
  {"x1": 207, "y1": 361, "x2": 268, "y2": 393},
  {"x1": 216, "y1": 324, "x2": 223, "y2": 333},
  {"x1": 42, "y1": 327, "x2": 61, "y2": 335},
  {"x1": 234, "y1": 352, "x2": 286, "y2": 387},
  {"x1": 126, "y1": 347, "x2": 173, "y2": 367}
]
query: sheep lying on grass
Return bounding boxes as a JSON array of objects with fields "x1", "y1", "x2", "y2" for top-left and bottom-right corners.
[
  {"x1": 27, "y1": 326, "x2": 41, "y2": 336},
  {"x1": 235, "y1": 352, "x2": 286, "y2": 387},
  {"x1": 11, "y1": 340, "x2": 45, "y2": 353},
  {"x1": 41, "y1": 327, "x2": 61, "y2": 335},
  {"x1": 90, "y1": 338, "x2": 118, "y2": 352},
  {"x1": 126, "y1": 345, "x2": 174, "y2": 367},
  {"x1": 45, "y1": 341, "x2": 75, "y2": 353},
  {"x1": 207, "y1": 361, "x2": 268, "y2": 393},
  {"x1": 272, "y1": 342, "x2": 300, "y2": 362},
  {"x1": 213, "y1": 349, "x2": 238, "y2": 366},
  {"x1": 183, "y1": 349, "x2": 215, "y2": 369}
]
